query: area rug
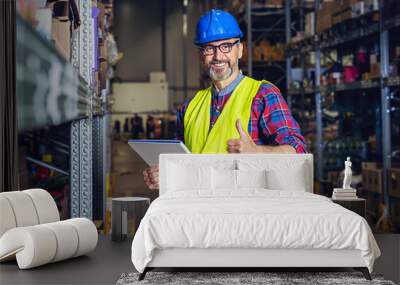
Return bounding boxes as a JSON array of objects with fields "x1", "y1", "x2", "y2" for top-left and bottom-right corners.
[{"x1": 116, "y1": 271, "x2": 396, "y2": 285}]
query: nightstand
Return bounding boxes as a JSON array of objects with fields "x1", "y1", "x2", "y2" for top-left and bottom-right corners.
[{"x1": 331, "y1": 197, "x2": 366, "y2": 218}]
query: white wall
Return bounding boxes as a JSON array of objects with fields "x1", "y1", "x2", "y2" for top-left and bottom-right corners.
[{"x1": 111, "y1": 82, "x2": 168, "y2": 124}]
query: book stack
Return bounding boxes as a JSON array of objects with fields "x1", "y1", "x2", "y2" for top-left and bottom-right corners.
[{"x1": 332, "y1": 188, "x2": 358, "y2": 200}]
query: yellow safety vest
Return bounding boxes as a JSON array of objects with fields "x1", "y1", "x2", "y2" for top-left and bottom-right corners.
[{"x1": 184, "y1": 76, "x2": 266, "y2": 154}]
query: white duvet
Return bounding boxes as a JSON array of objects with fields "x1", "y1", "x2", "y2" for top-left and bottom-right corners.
[{"x1": 131, "y1": 190, "x2": 380, "y2": 273}]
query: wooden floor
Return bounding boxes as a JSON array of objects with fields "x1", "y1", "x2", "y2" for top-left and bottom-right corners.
[
  {"x1": 0, "y1": 235, "x2": 133, "y2": 285},
  {"x1": 0, "y1": 234, "x2": 398, "y2": 285}
]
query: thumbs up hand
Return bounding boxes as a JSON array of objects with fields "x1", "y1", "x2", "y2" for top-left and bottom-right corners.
[{"x1": 227, "y1": 119, "x2": 258, "y2": 153}]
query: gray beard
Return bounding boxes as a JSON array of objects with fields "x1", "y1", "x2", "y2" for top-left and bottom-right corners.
[
  {"x1": 209, "y1": 66, "x2": 233, "y2": 81},
  {"x1": 207, "y1": 60, "x2": 238, "y2": 81}
]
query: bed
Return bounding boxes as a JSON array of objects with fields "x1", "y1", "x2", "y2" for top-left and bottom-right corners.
[{"x1": 131, "y1": 154, "x2": 380, "y2": 281}]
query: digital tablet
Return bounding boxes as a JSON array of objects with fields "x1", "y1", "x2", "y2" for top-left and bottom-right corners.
[{"x1": 128, "y1": 140, "x2": 191, "y2": 166}]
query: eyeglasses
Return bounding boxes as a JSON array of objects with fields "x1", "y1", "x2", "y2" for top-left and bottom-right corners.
[{"x1": 199, "y1": 40, "x2": 240, "y2": 56}]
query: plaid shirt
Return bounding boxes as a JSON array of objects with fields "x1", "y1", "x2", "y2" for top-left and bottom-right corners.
[{"x1": 176, "y1": 78, "x2": 307, "y2": 153}]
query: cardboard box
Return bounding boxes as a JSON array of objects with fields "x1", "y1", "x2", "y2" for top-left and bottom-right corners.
[
  {"x1": 52, "y1": 19, "x2": 71, "y2": 60},
  {"x1": 316, "y1": 16, "x2": 332, "y2": 34},
  {"x1": 100, "y1": 43, "x2": 108, "y2": 62},
  {"x1": 100, "y1": 61, "x2": 108, "y2": 90},
  {"x1": 98, "y1": 3, "x2": 105, "y2": 30},
  {"x1": 370, "y1": 63, "x2": 381, "y2": 79},
  {"x1": 94, "y1": 71, "x2": 99, "y2": 94},
  {"x1": 332, "y1": 11, "x2": 342, "y2": 25},
  {"x1": 331, "y1": 0, "x2": 360, "y2": 24},
  {"x1": 389, "y1": 168, "x2": 400, "y2": 198},
  {"x1": 316, "y1": 1, "x2": 336, "y2": 33},
  {"x1": 340, "y1": 7, "x2": 353, "y2": 22},
  {"x1": 332, "y1": 6, "x2": 352, "y2": 25},
  {"x1": 252, "y1": 44, "x2": 263, "y2": 61},
  {"x1": 341, "y1": 0, "x2": 361, "y2": 8},
  {"x1": 370, "y1": 54, "x2": 378, "y2": 64},
  {"x1": 362, "y1": 162, "x2": 379, "y2": 169},
  {"x1": 262, "y1": 0, "x2": 283, "y2": 7}
]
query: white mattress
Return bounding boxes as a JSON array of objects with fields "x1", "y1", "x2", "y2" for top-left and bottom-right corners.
[{"x1": 131, "y1": 190, "x2": 380, "y2": 273}]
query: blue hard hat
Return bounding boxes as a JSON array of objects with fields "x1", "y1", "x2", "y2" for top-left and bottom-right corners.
[{"x1": 195, "y1": 9, "x2": 243, "y2": 45}]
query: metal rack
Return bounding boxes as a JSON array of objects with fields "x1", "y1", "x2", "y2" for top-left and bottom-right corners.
[
  {"x1": 285, "y1": 0, "x2": 398, "y2": 228},
  {"x1": 244, "y1": 0, "x2": 287, "y2": 90},
  {"x1": 16, "y1": 1, "x2": 109, "y2": 221},
  {"x1": 16, "y1": 15, "x2": 98, "y2": 131},
  {"x1": 288, "y1": 76, "x2": 400, "y2": 95}
]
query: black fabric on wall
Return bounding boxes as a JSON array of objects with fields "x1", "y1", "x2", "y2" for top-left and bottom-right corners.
[{"x1": 0, "y1": 1, "x2": 18, "y2": 192}]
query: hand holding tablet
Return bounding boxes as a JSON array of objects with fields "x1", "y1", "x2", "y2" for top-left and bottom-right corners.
[{"x1": 128, "y1": 140, "x2": 190, "y2": 166}]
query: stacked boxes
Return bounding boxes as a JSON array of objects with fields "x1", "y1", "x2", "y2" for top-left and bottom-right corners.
[
  {"x1": 369, "y1": 53, "x2": 381, "y2": 79},
  {"x1": 99, "y1": 37, "x2": 108, "y2": 90},
  {"x1": 51, "y1": 19, "x2": 71, "y2": 60},
  {"x1": 331, "y1": 0, "x2": 357, "y2": 25},
  {"x1": 317, "y1": 0, "x2": 379, "y2": 34},
  {"x1": 316, "y1": 1, "x2": 336, "y2": 34},
  {"x1": 243, "y1": 40, "x2": 285, "y2": 63},
  {"x1": 37, "y1": 1, "x2": 73, "y2": 61}
]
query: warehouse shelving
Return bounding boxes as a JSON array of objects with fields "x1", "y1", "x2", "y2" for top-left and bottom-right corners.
[
  {"x1": 16, "y1": 1, "x2": 113, "y2": 225},
  {"x1": 286, "y1": 14, "x2": 400, "y2": 56},
  {"x1": 232, "y1": 0, "x2": 288, "y2": 91},
  {"x1": 289, "y1": 76, "x2": 400, "y2": 95},
  {"x1": 285, "y1": 0, "x2": 400, "y2": 232},
  {"x1": 16, "y1": 14, "x2": 100, "y2": 131}
]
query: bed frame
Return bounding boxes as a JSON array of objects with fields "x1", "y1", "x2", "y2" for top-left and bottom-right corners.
[
  {"x1": 137, "y1": 154, "x2": 372, "y2": 281},
  {"x1": 139, "y1": 248, "x2": 371, "y2": 280}
]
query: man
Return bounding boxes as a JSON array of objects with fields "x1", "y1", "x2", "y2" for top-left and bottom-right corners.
[{"x1": 144, "y1": 9, "x2": 306, "y2": 190}]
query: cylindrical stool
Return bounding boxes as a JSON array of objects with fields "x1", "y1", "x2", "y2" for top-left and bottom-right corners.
[{"x1": 111, "y1": 197, "x2": 150, "y2": 242}]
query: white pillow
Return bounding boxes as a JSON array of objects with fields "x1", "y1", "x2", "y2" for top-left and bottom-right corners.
[
  {"x1": 167, "y1": 162, "x2": 212, "y2": 191},
  {"x1": 212, "y1": 168, "x2": 237, "y2": 190},
  {"x1": 266, "y1": 167, "x2": 307, "y2": 191},
  {"x1": 237, "y1": 159, "x2": 308, "y2": 191},
  {"x1": 237, "y1": 169, "x2": 267, "y2": 189}
]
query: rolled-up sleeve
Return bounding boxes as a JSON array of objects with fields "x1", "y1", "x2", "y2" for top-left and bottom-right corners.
[{"x1": 259, "y1": 88, "x2": 307, "y2": 153}]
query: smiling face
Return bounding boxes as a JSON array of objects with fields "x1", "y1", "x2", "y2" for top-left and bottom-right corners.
[{"x1": 199, "y1": 38, "x2": 243, "y2": 82}]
